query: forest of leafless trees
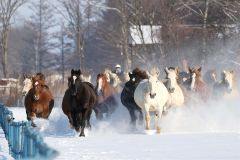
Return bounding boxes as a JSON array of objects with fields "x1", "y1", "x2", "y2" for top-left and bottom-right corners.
[{"x1": 1, "y1": 0, "x2": 240, "y2": 79}]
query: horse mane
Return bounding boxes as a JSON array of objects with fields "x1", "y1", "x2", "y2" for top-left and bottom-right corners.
[
  {"x1": 132, "y1": 68, "x2": 149, "y2": 79},
  {"x1": 165, "y1": 67, "x2": 181, "y2": 84}
]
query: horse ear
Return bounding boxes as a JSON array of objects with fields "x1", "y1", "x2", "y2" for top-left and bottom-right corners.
[
  {"x1": 175, "y1": 67, "x2": 179, "y2": 74},
  {"x1": 71, "y1": 69, "x2": 74, "y2": 75},
  {"x1": 128, "y1": 72, "x2": 133, "y2": 76},
  {"x1": 188, "y1": 66, "x2": 192, "y2": 73},
  {"x1": 78, "y1": 69, "x2": 81, "y2": 75},
  {"x1": 164, "y1": 67, "x2": 169, "y2": 74},
  {"x1": 198, "y1": 67, "x2": 202, "y2": 72},
  {"x1": 223, "y1": 70, "x2": 226, "y2": 74}
]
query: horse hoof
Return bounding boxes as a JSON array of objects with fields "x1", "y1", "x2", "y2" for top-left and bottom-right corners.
[
  {"x1": 31, "y1": 123, "x2": 37, "y2": 127},
  {"x1": 79, "y1": 133, "x2": 85, "y2": 137}
]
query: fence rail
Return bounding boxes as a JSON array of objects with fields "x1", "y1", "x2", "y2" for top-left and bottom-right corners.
[{"x1": 0, "y1": 104, "x2": 58, "y2": 159}]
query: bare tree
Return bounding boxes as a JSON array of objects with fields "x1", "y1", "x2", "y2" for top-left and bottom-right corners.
[
  {"x1": 27, "y1": 0, "x2": 57, "y2": 73},
  {"x1": 0, "y1": 0, "x2": 27, "y2": 77},
  {"x1": 176, "y1": 0, "x2": 240, "y2": 64},
  {"x1": 56, "y1": 0, "x2": 86, "y2": 71}
]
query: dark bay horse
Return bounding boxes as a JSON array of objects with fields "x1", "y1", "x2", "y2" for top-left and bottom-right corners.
[
  {"x1": 62, "y1": 69, "x2": 96, "y2": 137},
  {"x1": 95, "y1": 73, "x2": 118, "y2": 120},
  {"x1": 121, "y1": 68, "x2": 148, "y2": 127},
  {"x1": 24, "y1": 74, "x2": 54, "y2": 127}
]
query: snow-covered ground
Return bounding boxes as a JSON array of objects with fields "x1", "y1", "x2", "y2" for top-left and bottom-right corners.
[
  {"x1": 0, "y1": 127, "x2": 14, "y2": 160},
  {"x1": 8, "y1": 98, "x2": 240, "y2": 160}
]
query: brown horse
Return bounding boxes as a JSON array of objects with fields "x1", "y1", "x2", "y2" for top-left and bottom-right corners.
[
  {"x1": 62, "y1": 69, "x2": 97, "y2": 137},
  {"x1": 24, "y1": 75, "x2": 54, "y2": 127},
  {"x1": 184, "y1": 67, "x2": 209, "y2": 102},
  {"x1": 95, "y1": 73, "x2": 118, "y2": 120}
]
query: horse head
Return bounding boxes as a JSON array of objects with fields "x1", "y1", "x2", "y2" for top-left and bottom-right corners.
[
  {"x1": 69, "y1": 69, "x2": 82, "y2": 96},
  {"x1": 96, "y1": 73, "x2": 108, "y2": 96},
  {"x1": 221, "y1": 70, "x2": 234, "y2": 93},
  {"x1": 165, "y1": 67, "x2": 179, "y2": 93},
  {"x1": 147, "y1": 72, "x2": 160, "y2": 99},
  {"x1": 32, "y1": 76, "x2": 45, "y2": 101},
  {"x1": 188, "y1": 66, "x2": 202, "y2": 91}
]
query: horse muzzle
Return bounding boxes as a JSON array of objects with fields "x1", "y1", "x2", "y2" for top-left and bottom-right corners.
[
  {"x1": 33, "y1": 95, "x2": 40, "y2": 101},
  {"x1": 168, "y1": 88, "x2": 175, "y2": 93},
  {"x1": 150, "y1": 93, "x2": 156, "y2": 99}
]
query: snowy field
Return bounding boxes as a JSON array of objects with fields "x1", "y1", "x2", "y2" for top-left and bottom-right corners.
[{"x1": 8, "y1": 98, "x2": 240, "y2": 160}]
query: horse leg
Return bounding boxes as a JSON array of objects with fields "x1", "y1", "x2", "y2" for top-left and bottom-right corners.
[
  {"x1": 95, "y1": 104, "x2": 104, "y2": 120},
  {"x1": 86, "y1": 109, "x2": 92, "y2": 129},
  {"x1": 155, "y1": 109, "x2": 162, "y2": 134},
  {"x1": 126, "y1": 105, "x2": 137, "y2": 127},
  {"x1": 67, "y1": 113, "x2": 74, "y2": 129},
  {"x1": 143, "y1": 108, "x2": 151, "y2": 130},
  {"x1": 136, "y1": 106, "x2": 143, "y2": 125},
  {"x1": 30, "y1": 112, "x2": 37, "y2": 127},
  {"x1": 79, "y1": 110, "x2": 88, "y2": 137}
]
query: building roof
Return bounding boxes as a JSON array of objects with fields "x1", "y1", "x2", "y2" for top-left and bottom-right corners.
[{"x1": 129, "y1": 25, "x2": 162, "y2": 45}]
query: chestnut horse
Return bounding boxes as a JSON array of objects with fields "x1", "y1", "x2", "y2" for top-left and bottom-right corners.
[
  {"x1": 184, "y1": 67, "x2": 209, "y2": 102},
  {"x1": 24, "y1": 74, "x2": 54, "y2": 127},
  {"x1": 95, "y1": 73, "x2": 118, "y2": 120},
  {"x1": 62, "y1": 69, "x2": 96, "y2": 137}
]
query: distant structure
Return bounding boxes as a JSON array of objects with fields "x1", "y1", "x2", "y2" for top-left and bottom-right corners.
[{"x1": 129, "y1": 25, "x2": 162, "y2": 66}]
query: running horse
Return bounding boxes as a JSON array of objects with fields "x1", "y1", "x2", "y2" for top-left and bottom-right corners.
[
  {"x1": 121, "y1": 68, "x2": 148, "y2": 127},
  {"x1": 95, "y1": 73, "x2": 118, "y2": 120},
  {"x1": 184, "y1": 67, "x2": 209, "y2": 102},
  {"x1": 134, "y1": 71, "x2": 169, "y2": 133},
  {"x1": 164, "y1": 67, "x2": 184, "y2": 108},
  {"x1": 24, "y1": 74, "x2": 54, "y2": 127},
  {"x1": 212, "y1": 70, "x2": 239, "y2": 100},
  {"x1": 62, "y1": 69, "x2": 97, "y2": 137}
]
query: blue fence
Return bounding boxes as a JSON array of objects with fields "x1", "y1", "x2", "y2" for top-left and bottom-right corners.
[{"x1": 0, "y1": 104, "x2": 58, "y2": 159}]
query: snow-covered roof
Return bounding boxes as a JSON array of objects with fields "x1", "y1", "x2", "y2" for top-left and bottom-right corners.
[{"x1": 129, "y1": 25, "x2": 162, "y2": 45}]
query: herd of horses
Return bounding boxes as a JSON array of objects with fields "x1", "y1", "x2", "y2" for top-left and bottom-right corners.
[{"x1": 21, "y1": 66, "x2": 239, "y2": 136}]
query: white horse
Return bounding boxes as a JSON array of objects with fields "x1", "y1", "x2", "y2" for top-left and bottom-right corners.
[
  {"x1": 213, "y1": 70, "x2": 239, "y2": 100},
  {"x1": 134, "y1": 71, "x2": 169, "y2": 133},
  {"x1": 164, "y1": 67, "x2": 184, "y2": 108},
  {"x1": 22, "y1": 76, "x2": 32, "y2": 96}
]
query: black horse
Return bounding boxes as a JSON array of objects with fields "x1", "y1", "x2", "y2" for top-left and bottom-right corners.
[
  {"x1": 120, "y1": 68, "x2": 148, "y2": 127},
  {"x1": 62, "y1": 69, "x2": 97, "y2": 137}
]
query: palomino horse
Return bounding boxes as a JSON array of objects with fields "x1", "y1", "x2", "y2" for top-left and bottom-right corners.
[
  {"x1": 134, "y1": 71, "x2": 169, "y2": 133},
  {"x1": 24, "y1": 75, "x2": 54, "y2": 127},
  {"x1": 183, "y1": 67, "x2": 209, "y2": 102},
  {"x1": 95, "y1": 73, "x2": 118, "y2": 120},
  {"x1": 164, "y1": 67, "x2": 184, "y2": 108},
  {"x1": 62, "y1": 69, "x2": 96, "y2": 137},
  {"x1": 212, "y1": 70, "x2": 239, "y2": 100},
  {"x1": 121, "y1": 68, "x2": 148, "y2": 127}
]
